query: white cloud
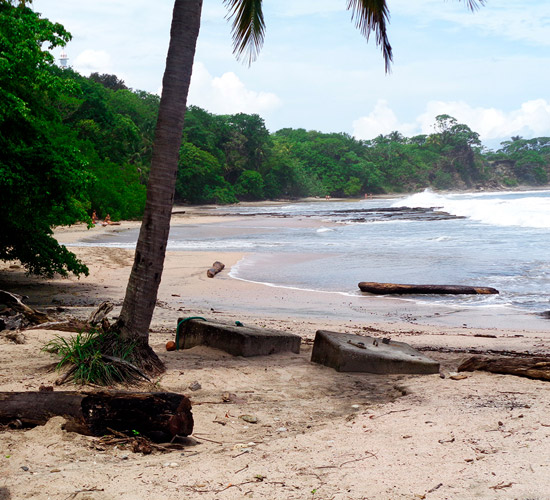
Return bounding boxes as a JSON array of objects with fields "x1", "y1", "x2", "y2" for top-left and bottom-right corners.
[
  {"x1": 353, "y1": 99, "x2": 550, "y2": 143},
  {"x1": 416, "y1": 100, "x2": 550, "y2": 140},
  {"x1": 391, "y1": 0, "x2": 550, "y2": 46},
  {"x1": 188, "y1": 62, "x2": 282, "y2": 115},
  {"x1": 73, "y1": 50, "x2": 113, "y2": 75},
  {"x1": 352, "y1": 100, "x2": 417, "y2": 139},
  {"x1": 273, "y1": 0, "x2": 345, "y2": 18}
]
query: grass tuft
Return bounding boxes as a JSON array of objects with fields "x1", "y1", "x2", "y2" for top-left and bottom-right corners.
[{"x1": 43, "y1": 329, "x2": 146, "y2": 385}]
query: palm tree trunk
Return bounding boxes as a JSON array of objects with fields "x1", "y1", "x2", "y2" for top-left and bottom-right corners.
[{"x1": 116, "y1": 0, "x2": 203, "y2": 373}]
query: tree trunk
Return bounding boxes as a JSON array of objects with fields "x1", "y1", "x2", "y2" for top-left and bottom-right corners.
[
  {"x1": 0, "y1": 391, "x2": 193, "y2": 441},
  {"x1": 458, "y1": 356, "x2": 550, "y2": 381},
  {"x1": 115, "y1": 0, "x2": 203, "y2": 374},
  {"x1": 358, "y1": 282, "x2": 499, "y2": 295}
]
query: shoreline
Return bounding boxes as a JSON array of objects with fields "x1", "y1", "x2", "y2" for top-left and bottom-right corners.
[{"x1": 52, "y1": 200, "x2": 550, "y2": 334}]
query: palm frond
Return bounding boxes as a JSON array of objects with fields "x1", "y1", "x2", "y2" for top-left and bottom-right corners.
[
  {"x1": 460, "y1": 0, "x2": 486, "y2": 12},
  {"x1": 224, "y1": 0, "x2": 265, "y2": 65},
  {"x1": 346, "y1": 0, "x2": 393, "y2": 73}
]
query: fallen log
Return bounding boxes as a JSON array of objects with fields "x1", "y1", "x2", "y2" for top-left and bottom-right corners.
[
  {"x1": 0, "y1": 290, "x2": 51, "y2": 324},
  {"x1": 25, "y1": 302, "x2": 114, "y2": 333},
  {"x1": 358, "y1": 282, "x2": 499, "y2": 295},
  {"x1": 0, "y1": 391, "x2": 193, "y2": 441},
  {"x1": 207, "y1": 261, "x2": 225, "y2": 278},
  {"x1": 458, "y1": 356, "x2": 550, "y2": 381}
]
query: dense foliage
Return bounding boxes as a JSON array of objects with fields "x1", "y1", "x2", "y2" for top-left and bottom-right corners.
[
  {"x1": 175, "y1": 109, "x2": 550, "y2": 202},
  {"x1": 0, "y1": 4, "x2": 152, "y2": 275},
  {"x1": 1, "y1": 4, "x2": 549, "y2": 276}
]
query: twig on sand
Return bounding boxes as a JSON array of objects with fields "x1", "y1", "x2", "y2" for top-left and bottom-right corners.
[
  {"x1": 369, "y1": 409, "x2": 411, "y2": 419},
  {"x1": 339, "y1": 452, "x2": 377, "y2": 467},
  {"x1": 65, "y1": 489, "x2": 104, "y2": 500},
  {"x1": 427, "y1": 483, "x2": 443, "y2": 493},
  {"x1": 489, "y1": 482, "x2": 514, "y2": 490},
  {"x1": 192, "y1": 434, "x2": 223, "y2": 445}
]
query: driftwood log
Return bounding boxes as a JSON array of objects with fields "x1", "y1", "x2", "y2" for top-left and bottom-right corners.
[
  {"x1": 358, "y1": 282, "x2": 499, "y2": 295},
  {"x1": 26, "y1": 301, "x2": 114, "y2": 333},
  {"x1": 0, "y1": 391, "x2": 193, "y2": 440},
  {"x1": 207, "y1": 261, "x2": 225, "y2": 278},
  {"x1": 458, "y1": 356, "x2": 550, "y2": 381},
  {"x1": 0, "y1": 290, "x2": 51, "y2": 324}
]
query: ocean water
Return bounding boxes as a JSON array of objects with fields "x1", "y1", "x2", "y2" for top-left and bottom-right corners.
[{"x1": 79, "y1": 190, "x2": 550, "y2": 315}]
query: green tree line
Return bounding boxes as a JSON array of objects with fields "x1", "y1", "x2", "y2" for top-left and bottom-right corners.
[{"x1": 1, "y1": 3, "x2": 549, "y2": 276}]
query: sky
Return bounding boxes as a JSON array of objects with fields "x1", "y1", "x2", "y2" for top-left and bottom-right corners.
[{"x1": 33, "y1": 0, "x2": 550, "y2": 149}]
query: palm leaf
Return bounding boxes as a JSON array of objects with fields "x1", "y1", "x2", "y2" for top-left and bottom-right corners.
[
  {"x1": 348, "y1": 0, "x2": 485, "y2": 72},
  {"x1": 225, "y1": 0, "x2": 265, "y2": 65},
  {"x1": 347, "y1": 0, "x2": 393, "y2": 72},
  {"x1": 460, "y1": 0, "x2": 486, "y2": 11},
  {"x1": 225, "y1": 0, "x2": 486, "y2": 71}
]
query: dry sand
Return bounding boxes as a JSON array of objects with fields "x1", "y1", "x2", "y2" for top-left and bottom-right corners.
[{"x1": 1, "y1": 208, "x2": 550, "y2": 500}]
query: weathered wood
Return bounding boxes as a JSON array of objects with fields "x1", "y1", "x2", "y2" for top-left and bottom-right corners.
[
  {"x1": 87, "y1": 301, "x2": 114, "y2": 326},
  {"x1": 358, "y1": 282, "x2": 499, "y2": 295},
  {"x1": 207, "y1": 261, "x2": 225, "y2": 278},
  {"x1": 0, "y1": 391, "x2": 194, "y2": 440},
  {"x1": 26, "y1": 319, "x2": 87, "y2": 332},
  {"x1": 0, "y1": 290, "x2": 51, "y2": 324},
  {"x1": 458, "y1": 356, "x2": 550, "y2": 381}
]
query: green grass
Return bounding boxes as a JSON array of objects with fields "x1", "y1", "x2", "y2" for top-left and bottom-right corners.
[{"x1": 43, "y1": 329, "x2": 140, "y2": 385}]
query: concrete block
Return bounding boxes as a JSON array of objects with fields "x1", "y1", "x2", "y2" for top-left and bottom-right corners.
[
  {"x1": 176, "y1": 318, "x2": 301, "y2": 357},
  {"x1": 311, "y1": 330, "x2": 439, "y2": 374}
]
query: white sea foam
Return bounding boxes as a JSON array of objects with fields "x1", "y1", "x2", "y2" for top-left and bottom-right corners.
[{"x1": 394, "y1": 189, "x2": 550, "y2": 229}]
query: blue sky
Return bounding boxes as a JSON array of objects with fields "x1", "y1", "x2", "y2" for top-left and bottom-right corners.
[{"x1": 33, "y1": 0, "x2": 550, "y2": 149}]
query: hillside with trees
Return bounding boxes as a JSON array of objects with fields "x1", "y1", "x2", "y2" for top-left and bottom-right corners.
[{"x1": 1, "y1": 3, "x2": 549, "y2": 276}]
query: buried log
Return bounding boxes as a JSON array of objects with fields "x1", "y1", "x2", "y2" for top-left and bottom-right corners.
[
  {"x1": 358, "y1": 282, "x2": 499, "y2": 295},
  {"x1": 458, "y1": 356, "x2": 550, "y2": 381},
  {"x1": 0, "y1": 391, "x2": 193, "y2": 440},
  {"x1": 207, "y1": 261, "x2": 225, "y2": 278}
]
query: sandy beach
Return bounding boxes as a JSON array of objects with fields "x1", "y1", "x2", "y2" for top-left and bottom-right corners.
[{"x1": 1, "y1": 207, "x2": 550, "y2": 499}]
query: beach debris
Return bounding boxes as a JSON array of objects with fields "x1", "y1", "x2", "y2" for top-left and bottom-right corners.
[
  {"x1": 239, "y1": 414, "x2": 258, "y2": 424},
  {"x1": 25, "y1": 301, "x2": 115, "y2": 334},
  {"x1": 221, "y1": 392, "x2": 247, "y2": 404},
  {"x1": 458, "y1": 355, "x2": 550, "y2": 381},
  {"x1": 176, "y1": 317, "x2": 300, "y2": 357},
  {"x1": 166, "y1": 341, "x2": 177, "y2": 351},
  {"x1": 0, "y1": 391, "x2": 193, "y2": 441},
  {"x1": 489, "y1": 482, "x2": 514, "y2": 490},
  {"x1": 1, "y1": 330, "x2": 26, "y2": 344},
  {"x1": 358, "y1": 282, "x2": 499, "y2": 295},
  {"x1": 207, "y1": 261, "x2": 225, "y2": 278},
  {"x1": 449, "y1": 373, "x2": 469, "y2": 381},
  {"x1": 312, "y1": 330, "x2": 440, "y2": 374},
  {"x1": 87, "y1": 301, "x2": 113, "y2": 326},
  {"x1": 0, "y1": 290, "x2": 51, "y2": 326},
  {"x1": 189, "y1": 381, "x2": 202, "y2": 391}
]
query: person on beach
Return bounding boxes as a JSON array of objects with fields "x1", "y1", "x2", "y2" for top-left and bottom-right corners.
[
  {"x1": 92, "y1": 211, "x2": 98, "y2": 224},
  {"x1": 102, "y1": 214, "x2": 111, "y2": 226}
]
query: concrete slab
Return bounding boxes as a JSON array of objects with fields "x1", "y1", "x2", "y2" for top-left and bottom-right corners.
[
  {"x1": 176, "y1": 318, "x2": 301, "y2": 357},
  {"x1": 311, "y1": 330, "x2": 440, "y2": 374}
]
